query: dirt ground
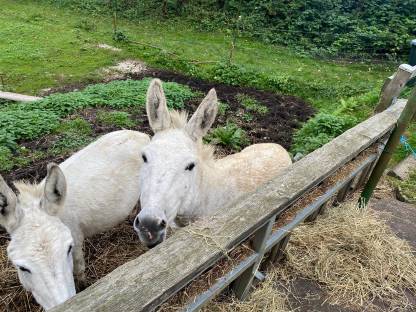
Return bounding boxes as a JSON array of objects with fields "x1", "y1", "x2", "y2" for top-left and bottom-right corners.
[
  {"x1": 282, "y1": 180, "x2": 416, "y2": 312},
  {"x1": 2, "y1": 68, "x2": 314, "y2": 185}
]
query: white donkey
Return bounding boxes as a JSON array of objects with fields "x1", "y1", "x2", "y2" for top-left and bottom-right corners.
[
  {"x1": 134, "y1": 79, "x2": 292, "y2": 247},
  {"x1": 0, "y1": 130, "x2": 149, "y2": 310}
]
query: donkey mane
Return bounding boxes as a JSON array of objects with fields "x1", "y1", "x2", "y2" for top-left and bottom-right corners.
[
  {"x1": 169, "y1": 110, "x2": 215, "y2": 163},
  {"x1": 14, "y1": 181, "x2": 44, "y2": 201}
]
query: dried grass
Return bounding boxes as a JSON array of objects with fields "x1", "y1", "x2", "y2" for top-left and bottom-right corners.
[
  {"x1": 202, "y1": 270, "x2": 289, "y2": 312},
  {"x1": 278, "y1": 201, "x2": 416, "y2": 311}
]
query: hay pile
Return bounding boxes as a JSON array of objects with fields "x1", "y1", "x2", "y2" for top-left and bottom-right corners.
[
  {"x1": 279, "y1": 202, "x2": 416, "y2": 310},
  {"x1": 202, "y1": 270, "x2": 288, "y2": 312}
]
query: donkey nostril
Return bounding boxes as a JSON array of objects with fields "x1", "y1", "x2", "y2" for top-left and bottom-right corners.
[{"x1": 160, "y1": 220, "x2": 166, "y2": 228}]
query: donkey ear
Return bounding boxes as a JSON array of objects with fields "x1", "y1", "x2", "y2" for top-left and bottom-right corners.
[
  {"x1": 43, "y1": 163, "x2": 67, "y2": 216},
  {"x1": 0, "y1": 175, "x2": 19, "y2": 233},
  {"x1": 146, "y1": 79, "x2": 171, "y2": 133},
  {"x1": 185, "y1": 88, "x2": 218, "y2": 141}
]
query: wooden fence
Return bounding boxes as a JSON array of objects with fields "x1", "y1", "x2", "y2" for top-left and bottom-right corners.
[{"x1": 51, "y1": 65, "x2": 416, "y2": 312}]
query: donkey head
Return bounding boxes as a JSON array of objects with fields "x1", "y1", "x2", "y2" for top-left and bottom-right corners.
[
  {"x1": 134, "y1": 79, "x2": 218, "y2": 248},
  {"x1": 0, "y1": 164, "x2": 76, "y2": 310}
]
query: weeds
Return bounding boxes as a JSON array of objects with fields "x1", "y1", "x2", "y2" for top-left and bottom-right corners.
[
  {"x1": 236, "y1": 93, "x2": 268, "y2": 115},
  {"x1": 206, "y1": 123, "x2": 249, "y2": 151},
  {"x1": 96, "y1": 111, "x2": 135, "y2": 128}
]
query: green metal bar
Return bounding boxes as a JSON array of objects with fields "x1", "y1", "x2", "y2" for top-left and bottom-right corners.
[
  {"x1": 409, "y1": 39, "x2": 416, "y2": 66},
  {"x1": 360, "y1": 87, "x2": 416, "y2": 206},
  {"x1": 408, "y1": 40, "x2": 416, "y2": 87}
]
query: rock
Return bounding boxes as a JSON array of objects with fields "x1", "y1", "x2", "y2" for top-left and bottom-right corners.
[
  {"x1": 388, "y1": 154, "x2": 416, "y2": 180},
  {"x1": 96, "y1": 43, "x2": 122, "y2": 52},
  {"x1": 293, "y1": 152, "x2": 304, "y2": 162}
]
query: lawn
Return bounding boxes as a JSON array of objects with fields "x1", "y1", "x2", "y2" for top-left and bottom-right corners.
[
  {"x1": 0, "y1": 0, "x2": 414, "y2": 167},
  {"x1": 0, "y1": 0, "x2": 396, "y2": 111}
]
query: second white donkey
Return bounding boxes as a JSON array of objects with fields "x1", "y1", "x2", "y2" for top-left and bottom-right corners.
[
  {"x1": 0, "y1": 130, "x2": 149, "y2": 310},
  {"x1": 134, "y1": 79, "x2": 292, "y2": 248}
]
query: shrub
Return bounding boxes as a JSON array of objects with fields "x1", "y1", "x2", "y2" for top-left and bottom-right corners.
[
  {"x1": 206, "y1": 123, "x2": 249, "y2": 151},
  {"x1": 96, "y1": 111, "x2": 136, "y2": 128},
  {"x1": 291, "y1": 113, "x2": 357, "y2": 155}
]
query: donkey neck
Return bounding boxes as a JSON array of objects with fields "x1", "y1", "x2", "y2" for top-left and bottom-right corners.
[{"x1": 195, "y1": 157, "x2": 240, "y2": 216}]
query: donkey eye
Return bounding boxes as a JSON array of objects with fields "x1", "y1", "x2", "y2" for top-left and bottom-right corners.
[
  {"x1": 18, "y1": 266, "x2": 31, "y2": 274},
  {"x1": 142, "y1": 154, "x2": 148, "y2": 163},
  {"x1": 185, "y1": 162, "x2": 195, "y2": 171},
  {"x1": 67, "y1": 245, "x2": 73, "y2": 256},
  {"x1": 160, "y1": 220, "x2": 166, "y2": 228}
]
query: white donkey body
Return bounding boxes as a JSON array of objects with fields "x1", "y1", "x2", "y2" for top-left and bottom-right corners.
[
  {"x1": 0, "y1": 130, "x2": 149, "y2": 310},
  {"x1": 134, "y1": 79, "x2": 292, "y2": 247}
]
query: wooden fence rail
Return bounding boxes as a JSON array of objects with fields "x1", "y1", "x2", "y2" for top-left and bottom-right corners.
[{"x1": 51, "y1": 99, "x2": 407, "y2": 312}]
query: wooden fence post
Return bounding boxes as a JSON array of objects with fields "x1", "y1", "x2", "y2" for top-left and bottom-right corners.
[
  {"x1": 360, "y1": 87, "x2": 416, "y2": 206},
  {"x1": 374, "y1": 64, "x2": 415, "y2": 113},
  {"x1": 232, "y1": 220, "x2": 273, "y2": 300}
]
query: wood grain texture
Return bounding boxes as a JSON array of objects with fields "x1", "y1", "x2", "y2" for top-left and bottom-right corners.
[
  {"x1": 51, "y1": 100, "x2": 406, "y2": 312},
  {"x1": 375, "y1": 64, "x2": 415, "y2": 113},
  {"x1": 0, "y1": 91, "x2": 41, "y2": 102}
]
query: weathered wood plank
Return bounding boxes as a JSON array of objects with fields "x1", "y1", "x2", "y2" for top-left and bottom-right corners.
[
  {"x1": 51, "y1": 100, "x2": 406, "y2": 312},
  {"x1": 0, "y1": 91, "x2": 42, "y2": 102},
  {"x1": 374, "y1": 64, "x2": 415, "y2": 113}
]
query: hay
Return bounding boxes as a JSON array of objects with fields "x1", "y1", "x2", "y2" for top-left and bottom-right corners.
[
  {"x1": 202, "y1": 270, "x2": 289, "y2": 312},
  {"x1": 278, "y1": 201, "x2": 416, "y2": 310}
]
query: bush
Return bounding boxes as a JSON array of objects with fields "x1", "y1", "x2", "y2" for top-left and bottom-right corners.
[
  {"x1": 291, "y1": 113, "x2": 357, "y2": 155},
  {"x1": 205, "y1": 123, "x2": 249, "y2": 151}
]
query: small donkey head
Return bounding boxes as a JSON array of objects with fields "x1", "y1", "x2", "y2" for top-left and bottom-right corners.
[
  {"x1": 134, "y1": 79, "x2": 218, "y2": 248},
  {"x1": 0, "y1": 164, "x2": 76, "y2": 310}
]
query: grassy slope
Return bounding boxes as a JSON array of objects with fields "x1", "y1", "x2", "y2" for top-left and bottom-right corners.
[
  {"x1": 1, "y1": 0, "x2": 394, "y2": 109},
  {"x1": 1, "y1": 0, "x2": 414, "y2": 165}
]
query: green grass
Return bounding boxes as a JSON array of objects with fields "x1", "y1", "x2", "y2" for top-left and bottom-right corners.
[
  {"x1": 0, "y1": 0, "x2": 413, "y2": 167},
  {"x1": 96, "y1": 111, "x2": 136, "y2": 128},
  {"x1": 0, "y1": 0, "x2": 394, "y2": 111},
  {"x1": 54, "y1": 118, "x2": 92, "y2": 136}
]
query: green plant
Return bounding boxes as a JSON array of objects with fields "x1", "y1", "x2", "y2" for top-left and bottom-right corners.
[
  {"x1": 218, "y1": 102, "x2": 230, "y2": 116},
  {"x1": 54, "y1": 118, "x2": 93, "y2": 135},
  {"x1": 0, "y1": 146, "x2": 14, "y2": 171},
  {"x1": 236, "y1": 93, "x2": 268, "y2": 115},
  {"x1": 0, "y1": 79, "x2": 194, "y2": 148},
  {"x1": 391, "y1": 170, "x2": 416, "y2": 204},
  {"x1": 206, "y1": 123, "x2": 249, "y2": 151},
  {"x1": 96, "y1": 111, "x2": 135, "y2": 128},
  {"x1": 291, "y1": 113, "x2": 357, "y2": 155},
  {"x1": 50, "y1": 132, "x2": 93, "y2": 155},
  {"x1": 242, "y1": 113, "x2": 253, "y2": 122},
  {"x1": 74, "y1": 18, "x2": 96, "y2": 32}
]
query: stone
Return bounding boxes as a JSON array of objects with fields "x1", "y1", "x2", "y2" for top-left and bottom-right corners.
[{"x1": 388, "y1": 154, "x2": 416, "y2": 180}]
